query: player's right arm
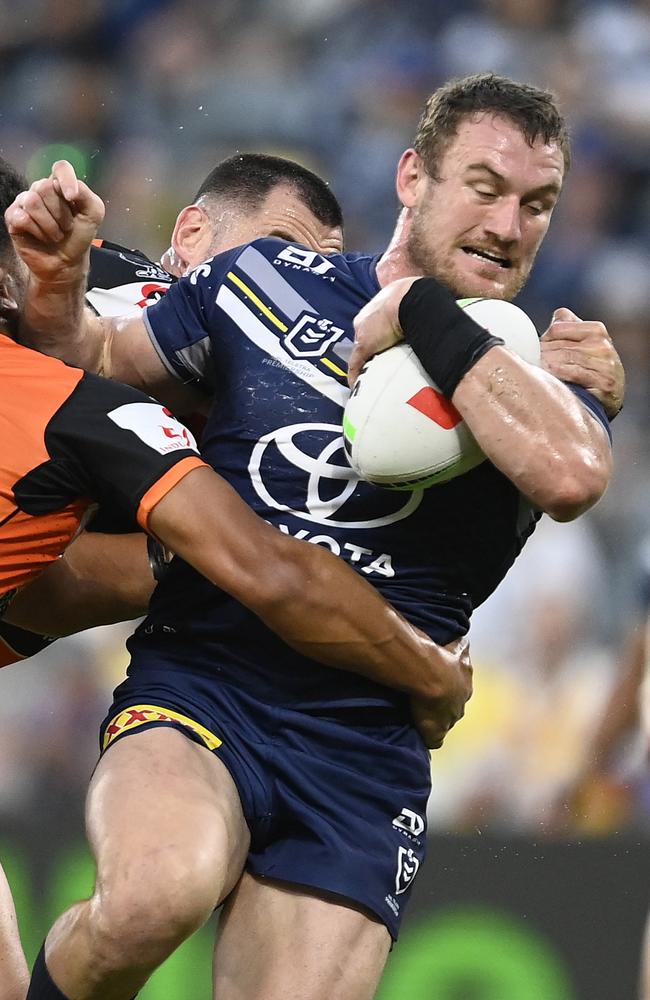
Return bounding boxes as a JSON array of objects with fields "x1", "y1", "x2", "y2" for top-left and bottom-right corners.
[
  {"x1": 7, "y1": 365, "x2": 469, "y2": 747},
  {"x1": 146, "y1": 463, "x2": 472, "y2": 747},
  {"x1": 3, "y1": 468, "x2": 470, "y2": 748},
  {"x1": 4, "y1": 516, "x2": 471, "y2": 748}
]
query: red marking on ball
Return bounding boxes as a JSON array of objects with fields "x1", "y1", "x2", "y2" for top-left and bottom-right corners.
[{"x1": 406, "y1": 387, "x2": 462, "y2": 430}]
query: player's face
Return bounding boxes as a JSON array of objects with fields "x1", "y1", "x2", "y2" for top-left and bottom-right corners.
[
  {"x1": 231, "y1": 183, "x2": 344, "y2": 256},
  {"x1": 183, "y1": 183, "x2": 343, "y2": 272},
  {"x1": 405, "y1": 114, "x2": 564, "y2": 300}
]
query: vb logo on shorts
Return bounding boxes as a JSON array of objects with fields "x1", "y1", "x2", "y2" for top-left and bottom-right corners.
[{"x1": 395, "y1": 846, "x2": 420, "y2": 895}]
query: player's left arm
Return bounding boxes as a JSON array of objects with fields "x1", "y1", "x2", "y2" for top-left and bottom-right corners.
[
  {"x1": 3, "y1": 531, "x2": 154, "y2": 637},
  {"x1": 450, "y1": 345, "x2": 611, "y2": 521},
  {"x1": 350, "y1": 277, "x2": 613, "y2": 521}
]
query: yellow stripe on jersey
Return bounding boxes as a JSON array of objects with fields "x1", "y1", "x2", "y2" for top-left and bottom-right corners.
[
  {"x1": 102, "y1": 704, "x2": 222, "y2": 752},
  {"x1": 320, "y1": 357, "x2": 347, "y2": 378},
  {"x1": 227, "y1": 272, "x2": 288, "y2": 332}
]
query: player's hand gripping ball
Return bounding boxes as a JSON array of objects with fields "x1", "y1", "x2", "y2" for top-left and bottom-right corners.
[{"x1": 343, "y1": 298, "x2": 540, "y2": 489}]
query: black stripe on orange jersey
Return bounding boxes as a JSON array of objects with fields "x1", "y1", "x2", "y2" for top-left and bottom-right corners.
[
  {"x1": 14, "y1": 372, "x2": 205, "y2": 526},
  {"x1": 1, "y1": 335, "x2": 207, "y2": 594}
]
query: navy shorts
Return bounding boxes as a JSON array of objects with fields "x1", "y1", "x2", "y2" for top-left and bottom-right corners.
[{"x1": 100, "y1": 666, "x2": 431, "y2": 939}]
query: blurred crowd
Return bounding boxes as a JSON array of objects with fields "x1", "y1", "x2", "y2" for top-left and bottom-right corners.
[{"x1": 1, "y1": 0, "x2": 650, "y2": 843}]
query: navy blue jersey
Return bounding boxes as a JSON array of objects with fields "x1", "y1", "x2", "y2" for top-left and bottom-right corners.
[{"x1": 133, "y1": 238, "x2": 610, "y2": 708}]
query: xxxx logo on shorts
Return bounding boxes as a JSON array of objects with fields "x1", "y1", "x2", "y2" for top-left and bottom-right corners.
[{"x1": 102, "y1": 704, "x2": 222, "y2": 752}]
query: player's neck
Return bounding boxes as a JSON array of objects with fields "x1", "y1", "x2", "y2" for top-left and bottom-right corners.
[{"x1": 376, "y1": 211, "x2": 423, "y2": 287}]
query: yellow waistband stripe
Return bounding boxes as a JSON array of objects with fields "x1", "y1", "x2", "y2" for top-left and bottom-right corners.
[{"x1": 102, "y1": 704, "x2": 222, "y2": 752}]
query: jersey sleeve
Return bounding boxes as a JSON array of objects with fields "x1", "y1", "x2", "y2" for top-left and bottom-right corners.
[
  {"x1": 565, "y1": 383, "x2": 612, "y2": 443},
  {"x1": 36, "y1": 373, "x2": 207, "y2": 532},
  {"x1": 142, "y1": 245, "x2": 245, "y2": 389}
]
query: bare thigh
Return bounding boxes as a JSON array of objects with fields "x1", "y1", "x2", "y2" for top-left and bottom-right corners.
[
  {"x1": 44, "y1": 727, "x2": 252, "y2": 999},
  {"x1": 87, "y1": 727, "x2": 251, "y2": 910},
  {"x1": 213, "y1": 872, "x2": 391, "y2": 1000}
]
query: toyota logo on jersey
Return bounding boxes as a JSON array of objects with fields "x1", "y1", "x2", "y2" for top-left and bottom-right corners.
[{"x1": 248, "y1": 423, "x2": 423, "y2": 528}]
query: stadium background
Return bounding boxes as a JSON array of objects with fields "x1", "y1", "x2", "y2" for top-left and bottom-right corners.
[{"x1": 2, "y1": 1, "x2": 650, "y2": 996}]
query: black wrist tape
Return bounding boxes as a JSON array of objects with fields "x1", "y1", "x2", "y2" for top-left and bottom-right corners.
[{"x1": 398, "y1": 278, "x2": 504, "y2": 398}]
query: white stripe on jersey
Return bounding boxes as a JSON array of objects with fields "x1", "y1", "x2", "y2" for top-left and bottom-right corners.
[{"x1": 216, "y1": 285, "x2": 349, "y2": 409}]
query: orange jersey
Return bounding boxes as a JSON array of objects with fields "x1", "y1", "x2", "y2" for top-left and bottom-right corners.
[{"x1": 0, "y1": 334, "x2": 206, "y2": 606}]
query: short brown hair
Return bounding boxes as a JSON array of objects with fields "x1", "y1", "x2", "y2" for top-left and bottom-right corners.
[{"x1": 414, "y1": 73, "x2": 571, "y2": 178}]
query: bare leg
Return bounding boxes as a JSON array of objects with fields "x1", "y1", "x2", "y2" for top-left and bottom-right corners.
[
  {"x1": 44, "y1": 728, "x2": 250, "y2": 1000},
  {"x1": 213, "y1": 873, "x2": 391, "y2": 1000},
  {"x1": 0, "y1": 863, "x2": 28, "y2": 1000}
]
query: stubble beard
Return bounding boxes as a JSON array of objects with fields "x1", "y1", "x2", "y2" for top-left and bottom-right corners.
[
  {"x1": 406, "y1": 212, "x2": 461, "y2": 296},
  {"x1": 406, "y1": 209, "x2": 530, "y2": 302}
]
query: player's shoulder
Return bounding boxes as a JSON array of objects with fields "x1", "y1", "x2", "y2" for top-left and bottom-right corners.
[
  {"x1": 223, "y1": 238, "x2": 380, "y2": 297},
  {"x1": 241, "y1": 237, "x2": 375, "y2": 271},
  {"x1": 177, "y1": 239, "x2": 380, "y2": 320}
]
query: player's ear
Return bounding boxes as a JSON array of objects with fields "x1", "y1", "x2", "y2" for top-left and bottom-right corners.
[
  {"x1": 171, "y1": 204, "x2": 210, "y2": 274},
  {"x1": 396, "y1": 149, "x2": 427, "y2": 210},
  {"x1": 0, "y1": 268, "x2": 21, "y2": 339}
]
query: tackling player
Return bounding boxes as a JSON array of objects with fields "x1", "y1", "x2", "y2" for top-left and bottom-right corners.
[
  {"x1": 10, "y1": 75, "x2": 622, "y2": 1000},
  {"x1": 0, "y1": 152, "x2": 346, "y2": 660}
]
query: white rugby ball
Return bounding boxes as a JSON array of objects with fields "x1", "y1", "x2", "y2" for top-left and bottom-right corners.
[{"x1": 343, "y1": 298, "x2": 540, "y2": 489}]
